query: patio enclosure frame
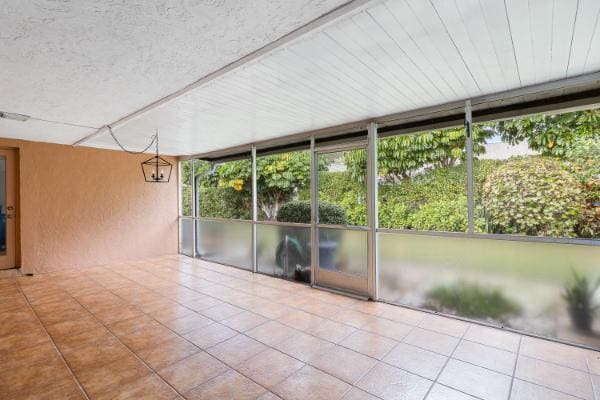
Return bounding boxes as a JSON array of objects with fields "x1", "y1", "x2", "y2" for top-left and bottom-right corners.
[{"x1": 180, "y1": 86, "x2": 600, "y2": 350}]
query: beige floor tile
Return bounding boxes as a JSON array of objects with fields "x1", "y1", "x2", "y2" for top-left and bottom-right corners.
[
  {"x1": 147, "y1": 303, "x2": 195, "y2": 323},
  {"x1": 158, "y1": 351, "x2": 229, "y2": 393},
  {"x1": 462, "y1": 324, "x2": 520, "y2": 352},
  {"x1": 200, "y1": 303, "x2": 244, "y2": 321},
  {"x1": 310, "y1": 345, "x2": 377, "y2": 384},
  {"x1": 305, "y1": 319, "x2": 357, "y2": 344},
  {"x1": 418, "y1": 315, "x2": 470, "y2": 338},
  {"x1": 330, "y1": 309, "x2": 374, "y2": 329},
  {"x1": 274, "y1": 331, "x2": 335, "y2": 362},
  {"x1": 510, "y1": 379, "x2": 580, "y2": 400},
  {"x1": 515, "y1": 355, "x2": 593, "y2": 399},
  {"x1": 119, "y1": 324, "x2": 179, "y2": 352},
  {"x1": 108, "y1": 314, "x2": 161, "y2": 336},
  {"x1": 356, "y1": 362, "x2": 432, "y2": 400},
  {"x1": 438, "y1": 359, "x2": 512, "y2": 400},
  {"x1": 0, "y1": 356, "x2": 74, "y2": 398},
  {"x1": 341, "y1": 387, "x2": 380, "y2": 400},
  {"x1": 237, "y1": 348, "x2": 305, "y2": 388},
  {"x1": 452, "y1": 340, "x2": 516, "y2": 375},
  {"x1": 1, "y1": 341, "x2": 59, "y2": 370},
  {"x1": 162, "y1": 313, "x2": 214, "y2": 335},
  {"x1": 361, "y1": 317, "x2": 413, "y2": 342},
  {"x1": 62, "y1": 336, "x2": 130, "y2": 372},
  {"x1": 403, "y1": 328, "x2": 459, "y2": 356},
  {"x1": 380, "y1": 306, "x2": 425, "y2": 326},
  {"x1": 426, "y1": 384, "x2": 478, "y2": 400},
  {"x1": 207, "y1": 334, "x2": 268, "y2": 367},
  {"x1": 340, "y1": 330, "x2": 397, "y2": 359},
  {"x1": 12, "y1": 377, "x2": 87, "y2": 400},
  {"x1": 99, "y1": 373, "x2": 179, "y2": 400},
  {"x1": 246, "y1": 320, "x2": 299, "y2": 347},
  {"x1": 519, "y1": 335, "x2": 587, "y2": 371},
  {"x1": 186, "y1": 369, "x2": 267, "y2": 400},
  {"x1": 77, "y1": 354, "x2": 152, "y2": 399},
  {"x1": 383, "y1": 342, "x2": 447, "y2": 380},
  {"x1": 136, "y1": 336, "x2": 200, "y2": 370},
  {"x1": 278, "y1": 310, "x2": 326, "y2": 332},
  {"x1": 221, "y1": 310, "x2": 268, "y2": 332},
  {"x1": 182, "y1": 322, "x2": 237, "y2": 349},
  {"x1": 273, "y1": 365, "x2": 351, "y2": 400}
]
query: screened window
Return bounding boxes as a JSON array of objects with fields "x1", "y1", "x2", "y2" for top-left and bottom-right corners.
[
  {"x1": 377, "y1": 127, "x2": 467, "y2": 232},
  {"x1": 256, "y1": 149, "x2": 311, "y2": 222},
  {"x1": 196, "y1": 156, "x2": 252, "y2": 220},
  {"x1": 180, "y1": 160, "x2": 193, "y2": 217},
  {"x1": 474, "y1": 107, "x2": 600, "y2": 239}
]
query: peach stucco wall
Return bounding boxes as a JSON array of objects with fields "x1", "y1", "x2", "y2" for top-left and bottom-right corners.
[{"x1": 0, "y1": 137, "x2": 178, "y2": 274}]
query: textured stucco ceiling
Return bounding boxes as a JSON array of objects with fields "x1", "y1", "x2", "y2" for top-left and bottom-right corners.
[{"x1": 0, "y1": 0, "x2": 348, "y2": 143}]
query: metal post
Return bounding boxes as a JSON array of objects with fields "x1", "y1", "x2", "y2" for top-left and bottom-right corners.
[
  {"x1": 310, "y1": 136, "x2": 317, "y2": 286},
  {"x1": 367, "y1": 122, "x2": 378, "y2": 300},
  {"x1": 191, "y1": 159, "x2": 197, "y2": 258},
  {"x1": 465, "y1": 100, "x2": 474, "y2": 234},
  {"x1": 252, "y1": 145, "x2": 258, "y2": 273},
  {"x1": 178, "y1": 161, "x2": 183, "y2": 254}
]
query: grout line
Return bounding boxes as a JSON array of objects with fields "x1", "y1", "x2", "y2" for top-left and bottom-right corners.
[
  {"x1": 507, "y1": 335, "x2": 523, "y2": 400},
  {"x1": 422, "y1": 319, "x2": 469, "y2": 399},
  {"x1": 22, "y1": 255, "x2": 595, "y2": 400},
  {"x1": 40, "y1": 282, "x2": 189, "y2": 399},
  {"x1": 586, "y1": 353, "x2": 598, "y2": 400},
  {"x1": 16, "y1": 282, "x2": 92, "y2": 400}
]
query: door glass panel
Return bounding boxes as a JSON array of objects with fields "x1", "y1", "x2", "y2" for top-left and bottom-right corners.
[
  {"x1": 0, "y1": 157, "x2": 5, "y2": 254},
  {"x1": 257, "y1": 224, "x2": 311, "y2": 283},
  {"x1": 319, "y1": 228, "x2": 367, "y2": 277},
  {"x1": 316, "y1": 147, "x2": 369, "y2": 288},
  {"x1": 317, "y1": 149, "x2": 367, "y2": 226}
]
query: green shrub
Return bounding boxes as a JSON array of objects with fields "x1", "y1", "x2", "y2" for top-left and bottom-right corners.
[
  {"x1": 424, "y1": 281, "x2": 521, "y2": 321},
  {"x1": 481, "y1": 157, "x2": 583, "y2": 237},
  {"x1": 409, "y1": 197, "x2": 468, "y2": 232},
  {"x1": 276, "y1": 201, "x2": 348, "y2": 225},
  {"x1": 199, "y1": 187, "x2": 251, "y2": 220},
  {"x1": 565, "y1": 136, "x2": 600, "y2": 238}
]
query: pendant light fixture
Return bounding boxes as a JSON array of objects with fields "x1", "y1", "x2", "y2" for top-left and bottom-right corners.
[
  {"x1": 141, "y1": 132, "x2": 172, "y2": 183},
  {"x1": 107, "y1": 126, "x2": 172, "y2": 183}
]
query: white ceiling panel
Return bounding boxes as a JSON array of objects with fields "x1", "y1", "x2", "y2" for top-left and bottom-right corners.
[{"x1": 3, "y1": 0, "x2": 599, "y2": 155}]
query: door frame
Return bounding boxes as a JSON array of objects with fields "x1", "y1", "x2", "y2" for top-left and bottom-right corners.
[
  {"x1": 0, "y1": 147, "x2": 20, "y2": 270},
  {"x1": 310, "y1": 133, "x2": 375, "y2": 298}
]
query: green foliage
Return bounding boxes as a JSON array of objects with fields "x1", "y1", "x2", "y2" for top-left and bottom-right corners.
[
  {"x1": 563, "y1": 270, "x2": 600, "y2": 312},
  {"x1": 199, "y1": 152, "x2": 314, "y2": 220},
  {"x1": 345, "y1": 126, "x2": 493, "y2": 183},
  {"x1": 481, "y1": 157, "x2": 583, "y2": 237},
  {"x1": 409, "y1": 197, "x2": 468, "y2": 232},
  {"x1": 276, "y1": 201, "x2": 348, "y2": 225},
  {"x1": 496, "y1": 109, "x2": 600, "y2": 157},
  {"x1": 311, "y1": 172, "x2": 367, "y2": 226},
  {"x1": 425, "y1": 281, "x2": 521, "y2": 321},
  {"x1": 198, "y1": 187, "x2": 251, "y2": 220}
]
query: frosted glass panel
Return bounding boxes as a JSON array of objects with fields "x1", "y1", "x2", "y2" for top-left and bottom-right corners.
[
  {"x1": 379, "y1": 232, "x2": 600, "y2": 348},
  {"x1": 179, "y1": 218, "x2": 194, "y2": 256},
  {"x1": 196, "y1": 219, "x2": 252, "y2": 270},
  {"x1": 257, "y1": 224, "x2": 311, "y2": 283},
  {"x1": 318, "y1": 228, "x2": 367, "y2": 277}
]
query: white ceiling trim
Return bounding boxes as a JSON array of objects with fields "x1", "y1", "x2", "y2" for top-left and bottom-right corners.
[{"x1": 83, "y1": 0, "x2": 600, "y2": 156}]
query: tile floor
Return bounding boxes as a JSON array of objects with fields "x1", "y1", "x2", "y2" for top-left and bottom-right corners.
[{"x1": 0, "y1": 255, "x2": 598, "y2": 400}]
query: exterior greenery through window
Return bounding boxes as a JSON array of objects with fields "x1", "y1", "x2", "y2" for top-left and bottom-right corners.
[{"x1": 182, "y1": 107, "x2": 599, "y2": 239}]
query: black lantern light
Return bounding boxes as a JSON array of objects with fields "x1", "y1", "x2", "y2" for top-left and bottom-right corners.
[{"x1": 141, "y1": 132, "x2": 172, "y2": 183}]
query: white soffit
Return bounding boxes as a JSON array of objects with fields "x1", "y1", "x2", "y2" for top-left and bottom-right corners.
[
  {"x1": 0, "y1": 0, "x2": 350, "y2": 145},
  {"x1": 87, "y1": 0, "x2": 600, "y2": 156}
]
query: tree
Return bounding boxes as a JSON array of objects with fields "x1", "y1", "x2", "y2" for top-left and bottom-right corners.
[
  {"x1": 202, "y1": 152, "x2": 312, "y2": 220},
  {"x1": 345, "y1": 126, "x2": 493, "y2": 183},
  {"x1": 495, "y1": 109, "x2": 600, "y2": 157}
]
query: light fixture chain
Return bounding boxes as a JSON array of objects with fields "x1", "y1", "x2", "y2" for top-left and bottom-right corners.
[{"x1": 107, "y1": 125, "x2": 157, "y2": 154}]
